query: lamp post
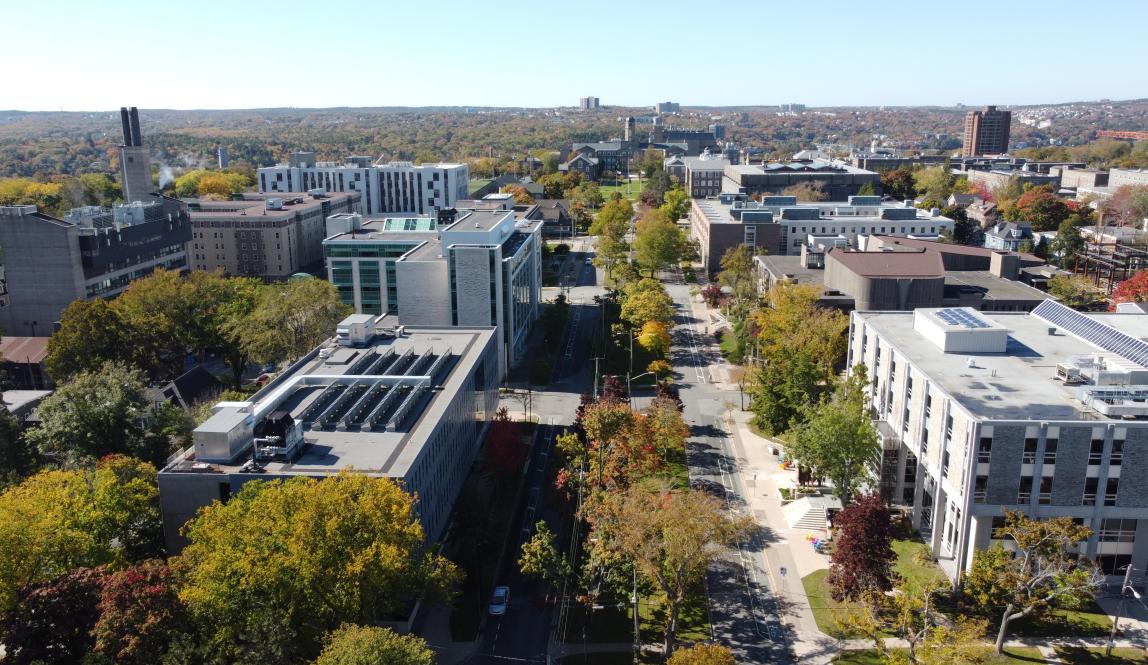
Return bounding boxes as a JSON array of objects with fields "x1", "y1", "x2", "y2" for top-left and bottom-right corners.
[
  {"x1": 1107, "y1": 565, "x2": 1141, "y2": 656},
  {"x1": 626, "y1": 371, "x2": 656, "y2": 410}
]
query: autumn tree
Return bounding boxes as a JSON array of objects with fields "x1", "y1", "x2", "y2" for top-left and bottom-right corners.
[
  {"x1": 847, "y1": 584, "x2": 991, "y2": 665},
  {"x1": 1003, "y1": 186, "x2": 1071, "y2": 231},
  {"x1": 912, "y1": 166, "x2": 954, "y2": 206},
  {"x1": 1102, "y1": 185, "x2": 1148, "y2": 226},
  {"x1": 781, "y1": 181, "x2": 829, "y2": 201},
  {"x1": 518, "y1": 521, "x2": 570, "y2": 586},
  {"x1": 587, "y1": 485, "x2": 751, "y2": 656},
  {"x1": 312, "y1": 624, "x2": 435, "y2": 665},
  {"x1": 961, "y1": 511, "x2": 1102, "y2": 653},
  {"x1": 27, "y1": 361, "x2": 184, "y2": 467},
  {"x1": 620, "y1": 278, "x2": 674, "y2": 328},
  {"x1": 633, "y1": 208, "x2": 685, "y2": 276},
  {"x1": 0, "y1": 566, "x2": 108, "y2": 665},
  {"x1": 637, "y1": 320, "x2": 671, "y2": 357},
  {"x1": 177, "y1": 474, "x2": 460, "y2": 662},
  {"x1": 0, "y1": 455, "x2": 161, "y2": 613},
  {"x1": 501, "y1": 184, "x2": 534, "y2": 205},
  {"x1": 792, "y1": 367, "x2": 879, "y2": 505},
  {"x1": 826, "y1": 493, "x2": 896, "y2": 601},
  {"x1": 1048, "y1": 274, "x2": 1105, "y2": 310},
  {"x1": 666, "y1": 642, "x2": 737, "y2": 665},
  {"x1": 485, "y1": 406, "x2": 525, "y2": 478},
  {"x1": 569, "y1": 181, "x2": 603, "y2": 209},
  {"x1": 1111, "y1": 270, "x2": 1148, "y2": 309},
  {"x1": 92, "y1": 560, "x2": 186, "y2": 665},
  {"x1": 661, "y1": 186, "x2": 691, "y2": 220},
  {"x1": 880, "y1": 168, "x2": 916, "y2": 200},
  {"x1": 647, "y1": 359, "x2": 673, "y2": 380}
]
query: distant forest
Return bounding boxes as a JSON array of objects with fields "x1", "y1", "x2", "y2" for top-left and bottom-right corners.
[{"x1": 2, "y1": 99, "x2": 1147, "y2": 179}]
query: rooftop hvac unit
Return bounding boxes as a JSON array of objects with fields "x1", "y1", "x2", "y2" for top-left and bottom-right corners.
[
  {"x1": 266, "y1": 198, "x2": 284, "y2": 210},
  {"x1": 308, "y1": 187, "x2": 327, "y2": 198}
]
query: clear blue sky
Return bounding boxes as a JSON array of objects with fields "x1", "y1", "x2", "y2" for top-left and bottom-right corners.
[{"x1": 3, "y1": 0, "x2": 1146, "y2": 111}]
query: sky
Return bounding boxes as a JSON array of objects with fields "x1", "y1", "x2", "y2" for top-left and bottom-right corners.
[{"x1": 2, "y1": 0, "x2": 1146, "y2": 112}]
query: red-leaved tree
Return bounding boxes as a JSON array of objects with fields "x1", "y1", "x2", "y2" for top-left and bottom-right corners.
[
  {"x1": 1, "y1": 567, "x2": 108, "y2": 665},
  {"x1": 826, "y1": 492, "x2": 896, "y2": 602},
  {"x1": 1111, "y1": 270, "x2": 1148, "y2": 310},
  {"x1": 92, "y1": 560, "x2": 185, "y2": 665},
  {"x1": 485, "y1": 407, "x2": 525, "y2": 478}
]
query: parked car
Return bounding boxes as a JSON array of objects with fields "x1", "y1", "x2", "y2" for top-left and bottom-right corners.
[{"x1": 488, "y1": 586, "x2": 510, "y2": 616}]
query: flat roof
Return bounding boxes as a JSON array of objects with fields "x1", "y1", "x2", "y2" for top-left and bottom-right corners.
[
  {"x1": 325, "y1": 217, "x2": 439, "y2": 243},
  {"x1": 191, "y1": 192, "x2": 358, "y2": 220},
  {"x1": 943, "y1": 271, "x2": 1050, "y2": 302},
  {"x1": 828, "y1": 249, "x2": 944, "y2": 278},
  {"x1": 445, "y1": 209, "x2": 513, "y2": 232},
  {"x1": 857, "y1": 308, "x2": 1148, "y2": 421},
  {"x1": 167, "y1": 324, "x2": 494, "y2": 478}
]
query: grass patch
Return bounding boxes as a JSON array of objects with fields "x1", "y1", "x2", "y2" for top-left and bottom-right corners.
[
  {"x1": 468, "y1": 178, "x2": 492, "y2": 195},
  {"x1": 718, "y1": 332, "x2": 743, "y2": 363},
  {"x1": 640, "y1": 584, "x2": 710, "y2": 645},
  {"x1": 599, "y1": 177, "x2": 643, "y2": 201},
  {"x1": 835, "y1": 647, "x2": 1046, "y2": 664},
  {"x1": 1056, "y1": 647, "x2": 1148, "y2": 664},
  {"x1": 1010, "y1": 600, "x2": 1112, "y2": 638},
  {"x1": 804, "y1": 539, "x2": 946, "y2": 639}
]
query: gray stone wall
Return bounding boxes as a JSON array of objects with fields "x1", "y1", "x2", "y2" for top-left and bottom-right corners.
[
  {"x1": 985, "y1": 425, "x2": 1025, "y2": 504},
  {"x1": 1052, "y1": 426, "x2": 1091, "y2": 506},
  {"x1": 1118, "y1": 428, "x2": 1148, "y2": 508}
]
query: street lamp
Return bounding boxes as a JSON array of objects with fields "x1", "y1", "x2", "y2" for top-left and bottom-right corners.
[
  {"x1": 1107, "y1": 565, "x2": 1142, "y2": 656},
  {"x1": 626, "y1": 371, "x2": 656, "y2": 409}
]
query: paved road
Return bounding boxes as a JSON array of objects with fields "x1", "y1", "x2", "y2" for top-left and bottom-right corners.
[
  {"x1": 473, "y1": 248, "x2": 603, "y2": 664},
  {"x1": 666, "y1": 276, "x2": 795, "y2": 664}
]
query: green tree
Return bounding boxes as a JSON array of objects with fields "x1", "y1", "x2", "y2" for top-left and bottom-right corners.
[
  {"x1": 223, "y1": 278, "x2": 351, "y2": 365},
  {"x1": 45, "y1": 298, "x2": 161, "y2": 382},
  {"x1": 791, "y1": 367, "x2": 878, "y2": 505},
  {"x1": 312, "y1": 624, "x2": 435, "y2": 665},
  {"x1": 961, "y1": 511, "x2": 1102, "y2": 653},
  {"x1": 749, "y1": 350, "x2": 824, "y2": 435},
  {"x1": 1048, "y1": 218, "x2": 1084, "y2": 269},
  {"x1": 176, "y1": 474, "x2": 460, "y2": 662},
  {"x1": 666, "y1": 642, "x2": 737, "y2": 665},
  {"x1": 1047, "y1": 274, "x2": 1105, "y2": 310},
  {"x1": 0, "y1": 455, "x2": 161, "y2": 613},
  {"x1": 0, "y1": 407, "x2": 35, "y2": 486},
  {"x1": 518, "y1": 521, "x2": 570, "y2": 586},
  {"x1": 661, "y1": 187, "x2": 690, "y2": 220},
  {"x1": 620, "y1": 279, "x2": 674, "y2": 328},
  {"x1": 633, "y1": 208, "x2": 685, "y2": 276},
  {"x1": 717, "y1": 244, "x2": 756, "y2": 318},
  {"x1": 569, "y1": 181, "x2": 603, "y2": 209},
  {"x1": 912, "y1": 166, "x2": 953, "y2": 205},
  {"x1": 587, "y1": 486, "x2": 751, "y2": 656},
  {"x1": 27, "y1": 361, "x2": 183, "y2": 467}
]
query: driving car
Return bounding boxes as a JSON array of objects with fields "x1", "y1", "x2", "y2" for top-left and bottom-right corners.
[{"x1": 488, "y1": 585, "x2": 510, "y2": 616}]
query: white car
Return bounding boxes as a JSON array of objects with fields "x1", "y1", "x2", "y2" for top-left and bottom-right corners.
[
  {"x1": 488, "y1": 586, "x2": 510, "y2": 616},
  {"x1": 584, "y1": 258, "x2": 594, "y2": 265}
]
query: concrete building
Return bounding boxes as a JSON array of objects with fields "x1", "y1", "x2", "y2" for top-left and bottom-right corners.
[
  {"x1": 1052, "y1": 167, "x2": 1109, "y2": 191},
  {"x1": 0, "y1": 196, "x2": 192, "y2": 336},
  {"x1": 962, "y1": 105, "x2": 1012, "y2": 156},
  {"x1": 189, "y1": 191, "x2": 360, "y2": 278},
  {"x1": 118, "y1": 107, "x2": 154, "y2": 203},
  {"x1": 0, "y1": 336, "x2": 53, "y2": 390},
  {"x1": 850, "y1": 300, "x2": 1148, "y2": 581},
  {"x1": 967, "y1": 169, "x2": 1060, "y2": 192},
  {"x1": 158, "y1": 315, "x2": 499, "y2": 552},
  {"x1": 258, "y1": 155, "x2": 468, "y2": 217},
  {"x1": 655, "y1": 101, "x2": 680, "y2": 114},
  {"x1": 689, "y1": 194, "x2": 953, "y2": 274},
  {"x1": 324, "y1": 209, "x2": 542, "y2": 378},
  {"x1": 1110, "y1": 169, "x2": 1148, "y2": 189},
  {"x1": 722, "y1": 161, "x2": 881, "y2": 200},
  {"x1": 678, "y1": 149, "x2": 730, "y2": 198},
  {"x1": 579, "y1": 96, "x2": 600, "y2": 110}
]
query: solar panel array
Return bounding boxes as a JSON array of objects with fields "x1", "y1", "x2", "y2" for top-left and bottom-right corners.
[
  {"x1": 936, "y1": 308, "x2": 991, "y2": 329},
  {"x1": 1032, "y1": 299, "x2": 1148, "y2": 368}
]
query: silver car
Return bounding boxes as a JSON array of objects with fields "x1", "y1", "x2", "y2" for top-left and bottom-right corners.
[{"x1": 488, "y1": 586, "x2": 510, "y2": 616}]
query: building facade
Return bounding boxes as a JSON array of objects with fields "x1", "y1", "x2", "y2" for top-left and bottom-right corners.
[
  {"x1": 258, "y1": 154, "x2": 467, "y2": 217},
  {"x1": 681, "y1": 151, "x2": 730, "y2": 198},
  {"x1": 849, "y1": 301, "x2": 1148, "y2": 582},
  {"x1": 158, "y1": 317, "x2": 500, "y2": 552},
  {"x1": 0, "y1": 196, "x2": 192, "y2": 336},
  {"x1": 189, "y1": 191, "x2": 360, "y2": 278},
  {"x1": 324, "y1": 210, "x2": 542, "y2": 377},
  {"x1": 118, "y1": 106, "x2": 154, "y2": 204},
  {"x1": 962, "y1": 105, "x2": 1012, "y2": 156},
  {"x1": 655, "y1": 101, "x2": 680, "y2": 114},
  {"x1": 579, "y1": 96, "x2": 600, "y2": 110},
  {"x1": 722, "y1": 161, "x2": 881, "y2": 200}
]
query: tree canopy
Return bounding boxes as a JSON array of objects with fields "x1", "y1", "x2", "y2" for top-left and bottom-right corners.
[
  {"x1": 826, "y1": 492, "x2": 896, "y2": 601},
  {"x1": 633, "y1": 208, "x2": 685, "y2": 276},
  {"x1": 312, "y1": 624, "x2": 435, "y2": 665},
  {"x1": 792, "y1": 367, "x2": 879, "y2": 505},
  {"x1": 176, "y1": 474, "x2": 459, "y2": 661}
]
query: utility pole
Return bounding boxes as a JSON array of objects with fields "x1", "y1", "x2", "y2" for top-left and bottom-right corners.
[
  {"x1": 592, "y1": 356, "x2": 602, "y2": 398},
  {"x1": 632, "y1": 563, "x2": 640, "y2": 663},
  {"x1": 1107, "y1": 564, "x2": 1140, "y2": 656}
]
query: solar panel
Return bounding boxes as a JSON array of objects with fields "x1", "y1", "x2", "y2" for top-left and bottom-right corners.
[
  {"x1": 1032, "y1": 299, "x2": 1148, "y2": 368},
  {"x1": 936, "y1": 308, "x2": 990, "y2": 329}
]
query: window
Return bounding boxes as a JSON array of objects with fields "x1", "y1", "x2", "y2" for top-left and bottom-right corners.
[
  {"x1": 1038, "y1": 477, "x2": 1053, "y2": 504},
  {"x1": 1018, "y1": 477, "x2": 1033, "y2": 504},
  {"x1": 1099, "y1": 554, "x2": 1133, "y2": 576},
  {"x1": 1084, "y1": 477, "x2": 1098, "y2": 506},
  {"x1": 1089, "y1": 438, "x2": 1105, "y2": 464},
  {"x1": 977, "y1": 436, "x2": 992, "y2": 463},
  {"x1": 974, "y1": 476, "x2": 987, "y2": 503},
  {"x1": 1044, "y1": 438, "x2": 1058, "y2": 465},
  {"x1": 1023, "y1": 438, "x2": 1038, "y2": 464},
  {"x1": 1111, "y1": 438, "x2": 1124, "y2": 466},
  {"x1": 1105, "y1": 477, "x2": 1120, "y2": 506},
  {"x1": 942, "y1": 451, "x2": 950, "y2": 477},
  {"x1": 1100, "y1": 518, "x2": 1137, "y2": 543}
]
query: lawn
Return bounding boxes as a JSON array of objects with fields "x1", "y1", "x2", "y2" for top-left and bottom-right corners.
[
  {"x1": 560, "y1": 584, "x2": 709, "y2": 652},
  {"x1": 1010, "y1": 600, "x2": 1112, "y2": 638},
  {"x1": 803, "y1": 538, "x2": 946, "y2": 639},
  {"x1": 1056, "y1": 647, "x2": 1148, "y2": 664},
  {"x1": 600, "y1": 177, "x2": 643, "y2": 201},
  {"x1": 467, "y1": 178, "x2": 491, "y2": 196},
  {"x1": 835, "y1": 647, "x2": 1046, "y2": 664}
]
